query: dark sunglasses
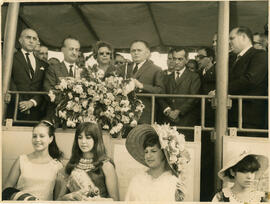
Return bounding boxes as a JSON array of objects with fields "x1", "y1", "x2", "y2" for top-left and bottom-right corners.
[
  {"x1": 196, "y1": 55, "x2": 207, "y2": 60},
  {"x1": 98, "y1": 52, "x2": 111, "y2": 56},
  {"x1": 115, "y1": 61, "x2": 125, "y2": 65}
]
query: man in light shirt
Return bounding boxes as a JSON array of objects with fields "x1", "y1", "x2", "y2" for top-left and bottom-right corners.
[
  {"x1": 159, "y1": 48, "x2": 201, "y2": 139},
  {"x1": 7, "y1": 28, "x2": 47, "y2": 122}
]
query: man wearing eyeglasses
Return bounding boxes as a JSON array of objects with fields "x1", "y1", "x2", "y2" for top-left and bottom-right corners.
[
  {"x1": 159, "y1": 48, "x2": 201, "y2": 139},
  {"x1": 7, "y1": 28, "x2": 47, "y2": 122}
]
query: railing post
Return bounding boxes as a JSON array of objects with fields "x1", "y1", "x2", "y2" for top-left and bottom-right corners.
[
  {"x1": 2, "y1": 2, "x2": 20, "y2": 124},
  {"x1": 214, "y1": 1, "x2": 230, "y2": 190}
]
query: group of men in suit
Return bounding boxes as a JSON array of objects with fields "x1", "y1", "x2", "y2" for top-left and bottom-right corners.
[{"x1": 7, "y1": 26, "x2": 268, "y2": 136}]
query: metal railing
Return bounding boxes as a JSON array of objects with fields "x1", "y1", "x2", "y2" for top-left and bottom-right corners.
[{"x1": 4, "y1": 91, "x2": 269, "y2": 134}]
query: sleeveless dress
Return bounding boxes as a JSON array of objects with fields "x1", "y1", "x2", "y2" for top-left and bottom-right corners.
[
  {"x1": 212, "y1": 187, "x2": 269, "y2": 202},
  {"x1": 66, "y1": 160, "x2": 109, "y2": 198},
  {"x1": 16, "y1": 154, "x2": 63, "y2": 200}
]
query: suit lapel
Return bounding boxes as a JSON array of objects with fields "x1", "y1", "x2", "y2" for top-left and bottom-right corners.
[
  {"x1": 60, "y1": 62, "x2": 69, "y2": 76},
  {"x1": 175, "y1": 69, "x2": 188, "y2": 86},
  {"x1": 233, "y1": 47, "x2": 253, "y2": 69},
  {"x1": 134, "y1": 60, "x2": 150, "y2": 79},
  {"x1": 17, "y1": 51, "x2": 32, "y2": 79}
]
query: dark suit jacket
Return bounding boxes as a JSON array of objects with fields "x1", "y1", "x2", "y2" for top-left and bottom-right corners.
[
  {"x1": 228, "y1": 47, "x2": 268, "y2": 128},
  {"x1": 8, "y1": 50, "x2": 46, "y2": 120},
  {"x1": 159, "y1": 69, "x2": 201, "y2": 126},
  {"x1": 43, "y1": 62, "x2": 70, "y2": 91},
  {"x1": 10, "y1": 50, "x2": 46, "y2": 104},
  {"x1": 119, "y1": 60, "x2": 164, "y2": 124}
]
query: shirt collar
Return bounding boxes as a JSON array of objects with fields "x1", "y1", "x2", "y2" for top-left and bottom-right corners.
[
  {"x1": 21, "y1": 48, "x2": 33, "y2": 56},
  {"x1": 63, "y1": 60, "x2": 76, "y2": 68},
  {"x1": 175, "y1": 67, "x2": 186, "y2": 75},
  {"x1": 238, "y1": 45, "x2": 252, "y2": 57},
  {"x1": 134, "y1": 60, "x2": 146, "y2": 69}
]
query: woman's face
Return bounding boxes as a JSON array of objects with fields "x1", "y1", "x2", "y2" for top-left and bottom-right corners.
[
  {"x1": 144, "y1": 144, "x2": 165, "y2": 169},
  {"x1": 78, "y1": 131, "x2": 94, "y2": 153},
  {"x1": 232, "y1": 170, "x2": 256, "y2": 189},
  {"x1": 32, "y1": 126, "x2": 53, "y2": 152},
  {"x1": 97, "y1": 46, "x2": 111, "y2": 65}
]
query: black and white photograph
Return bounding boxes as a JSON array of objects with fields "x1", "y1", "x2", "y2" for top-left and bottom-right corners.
[{"x1": 1, "y1": 1, "x2": 269, "y2": 202}]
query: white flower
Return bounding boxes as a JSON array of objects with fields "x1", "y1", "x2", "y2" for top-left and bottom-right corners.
[
  {"x1": 103, "y1": 125, "x2": 109, "y2": 130},
  {"x1": 73, "y1": 85, "x2": 83, "y2": 94},
  {"x1": 66, "y1": 101, "x2": 74, "y2": 110},
  {"x1": 96, "y1": 69, "x2": 105, "y2": 79},
  {"x1": 104, "y1": 98, "x2": 111, "y2": 106},
  {"x1": 121, "y1": 115, "x2": 130, "y2": 124},
  {"x1": 82, "y1": 100, "x2": 88, "y2": 108},
  {"x1": 169, "y1": 154, "x2": 178, "y2": 164},
  {"x1": 129, "y1": 112, "x2": 134, "y2": 118},
  {"x1": 74, "y1": 97, "x2": 80, "y2": 102},
  {"x1": 59, "y1": 79, "x2": 68, "y2": 90},
  {"x1": 67, "y1": 118, "x2": 76, "y2": 128},
  {"x1": 73, "y1": 104, "x2": 81, "y2": 112},
  {"x1": 68, "y1": 92, "x2": 73, "y2": 99},
  {"x1": 130, "y1": 120, "x2": 137, "y2": 127},
  {"x1": 58, "y1": 110, "x2": 67, "y2": 119},
  {"x1": 48, "y1": 90, "x2": 56, "y2": 102}
]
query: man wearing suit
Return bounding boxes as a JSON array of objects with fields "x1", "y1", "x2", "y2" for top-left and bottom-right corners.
[
  {"x1": 159, "y1": 48, "x2": 201, "y2": 139},
  {"x1": 120, "y1": 40, "x2": 164, "y2": 124},
  {"x1": 228, "y1": 26, "x2": 268, "y2": 133},
  {"x1": 7, "y1": 28, "x2": 47, "y2": 121},
  {"x1": 44, "y1": 37, "x2": 80, "y2": 91},
  {"x1": 43, "y1": 37, "x2": 80, "y2": 124}
]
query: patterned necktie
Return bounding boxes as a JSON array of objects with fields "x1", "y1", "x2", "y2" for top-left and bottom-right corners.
[
  {"x1": 133, "y1": 63, "x2": 139, "y2": 75},
  {"x1": 25, "y1": 53, "x2": 35, "y2": 78},
  {"x1": 69, "y1": 65, "x2": 74, "y2": 77}
]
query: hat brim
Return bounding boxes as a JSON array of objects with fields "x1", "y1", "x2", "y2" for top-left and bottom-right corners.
[
  {"x1": 125, "y1": 124, "x2": 178, "y2": 176},
  {"x1": 218, "y1": 153, "x2": 268, "y2": 182}
]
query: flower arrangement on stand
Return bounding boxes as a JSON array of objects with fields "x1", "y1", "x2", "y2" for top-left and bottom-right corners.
[{"x1": 48, "y1": 66, "x2": 144, "y2": 138}]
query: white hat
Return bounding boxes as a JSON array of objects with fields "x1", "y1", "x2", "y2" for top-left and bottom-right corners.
[{"x1": 218, "y1": 149, "x2": 268, "y2": 182}]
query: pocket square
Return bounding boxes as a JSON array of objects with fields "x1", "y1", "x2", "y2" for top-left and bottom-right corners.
[{"x1": 40, "y1": 67, "x2": 45, "y2": 71}]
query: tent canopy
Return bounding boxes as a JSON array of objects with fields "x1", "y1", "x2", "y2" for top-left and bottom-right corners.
[{"x1": 1, "y1": 1, "x2": 268, "y2": 52}]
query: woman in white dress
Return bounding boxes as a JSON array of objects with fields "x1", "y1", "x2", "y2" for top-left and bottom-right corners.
[
  {"x1": 212, "y1": 149, "x2": 269, "y2": 202},
  {"x1": 2, "y1": 120, "x2": 63, "y2": 201},
  {"x1": 125, "y1": 124, "x2": 190, "y2": 201}
]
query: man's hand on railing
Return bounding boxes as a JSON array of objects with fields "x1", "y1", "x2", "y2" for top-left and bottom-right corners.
[
  {"x1": 208, "y1": 90, "x2": 216, "y2": 102},
  {"x1": 19, "y1": 100, "x2": 34, "y2": 112},
  {"x1": 169, "y1": 109, "x2": 180, "y2": 122}
]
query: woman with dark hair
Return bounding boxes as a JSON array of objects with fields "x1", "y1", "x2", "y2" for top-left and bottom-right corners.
[
  {"x1": 2, "y1": 120, "x2": 63, "y2": 201},
  {"x1": 92, "y1": 41, "x2": 118, "y2": 78},
  {"x1": 125, "y1": 124, "x2": 190, "y2": 201},
  {"x1": 212, "y1": 150, "x2": 269, "y2": 202},
  {"x1": 55, "y1": 122, "x2": 119, "y2": 201}
]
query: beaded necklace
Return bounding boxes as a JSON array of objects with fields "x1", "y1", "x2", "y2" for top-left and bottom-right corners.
[{"x1": 76, "y1": 158, "x2": 95, "y2": 171}]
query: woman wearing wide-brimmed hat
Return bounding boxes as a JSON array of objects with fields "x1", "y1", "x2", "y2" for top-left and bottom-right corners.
[
  {"x1": 125, "y1": 123, "x2": 190, "y2": 201},
  {"x1": 212, "y1": 149, "x2": 269, "y2": 202}
]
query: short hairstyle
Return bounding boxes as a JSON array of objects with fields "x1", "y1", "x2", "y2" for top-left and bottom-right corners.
[
  {"x1": 143, "y1": 133, "x2": 161, "y2": 150},
  {"x1": 130, "y1": 40, "x2": 151, "y2": 51},
  {"x1": 20, "y1": 28, "x2": 38, "y2": 38},
  {"x1": 199, "y1": 47, "x2": 215, "y2": 61},
  {"x1": 234, "y1": 26, "x2": 253, "y2": 44},
  {"x1": 92, "y1": 41, "x2": 113, "y2": 59},
  {"x1": 172, "y1": 48, "x2": 188, "y2": 59},
  {"x1": 61, "y1": 36, "x2": 80, "y2": 48},
  {"x1": 224, "y1": 155, "x2": 260, "y2": 179}
]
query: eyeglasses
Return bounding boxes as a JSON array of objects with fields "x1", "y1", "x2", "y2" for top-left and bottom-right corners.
[
  {"x1": 172, "y1": 57, "x2": 185, "y2": 61},
  {"x1": 98, "y1": 52, "x2": 111, "y2": 56},
  {"x1": 196, "y1": 55, "x2": 207, "y2": 60},
  {"x1": 115, "y1": 61, "x2": 125, "y2": 65}
]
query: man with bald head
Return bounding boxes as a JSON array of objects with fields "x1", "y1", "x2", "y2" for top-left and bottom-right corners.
[{"x1": 7, "y1": 28, "x2": 47, "y2": 122}]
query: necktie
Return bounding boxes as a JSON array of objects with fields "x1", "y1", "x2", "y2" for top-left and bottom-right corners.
[
  {"x1": 25, "y1": 53, "x2": 34, "y2": 78},
  {"x1": 175, "y1": 71, "x2": 180, "y2": 80},
  {"x1": 69, "y1": 65, "x2": 74, "y2": 77},
  {"x1": 133, "y1": 63, "x2": 139, "y2": 75}
]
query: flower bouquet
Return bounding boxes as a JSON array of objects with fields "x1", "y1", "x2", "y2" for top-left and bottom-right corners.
[{"x1": 48, "y1": 66, "x2": 144, "y2": 137}]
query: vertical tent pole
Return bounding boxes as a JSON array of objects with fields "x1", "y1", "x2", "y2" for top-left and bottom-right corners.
[
  {"x1": 2, "y1": 3, "x2": 20, "y2": 123},
  {"x1": 214, "y1": 1, "x2": 230, "y2": 190}
]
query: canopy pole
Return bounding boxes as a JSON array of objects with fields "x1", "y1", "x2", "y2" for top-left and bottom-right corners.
[
  {"x1": 2, "y1": 3, "x2": 20, "y2": 124},
  {"x1": 214, "y1": 1, "x2": 229, "y2": 190}
]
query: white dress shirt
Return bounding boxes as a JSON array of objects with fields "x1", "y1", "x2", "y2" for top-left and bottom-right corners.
[{"x1": 21, "y1": 49, "x2": 36, "y2": 71}]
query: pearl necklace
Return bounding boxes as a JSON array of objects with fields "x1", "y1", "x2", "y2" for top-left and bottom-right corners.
[
  {"x1": 230, "y1": 188, "x2": 257, "y2": 203},
  {"x1": 76, "y1": 158, "x2": 95, "y2": 171}
]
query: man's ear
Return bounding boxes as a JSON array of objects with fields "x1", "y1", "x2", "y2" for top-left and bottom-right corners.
[{"x1": 18, "y1": 37, "x2": 22, "y2": 45}]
